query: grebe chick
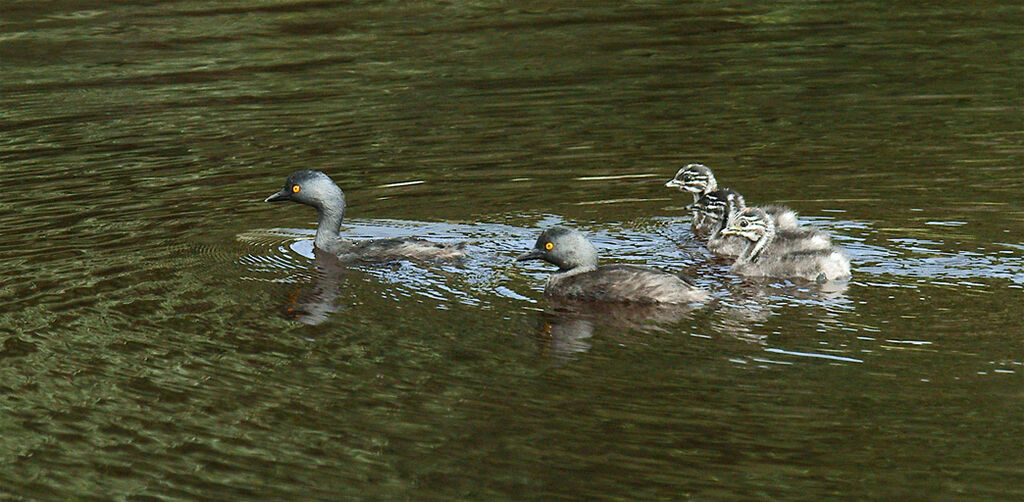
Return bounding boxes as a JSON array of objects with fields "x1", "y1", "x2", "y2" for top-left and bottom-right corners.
[
  {"x1": 688, "y1": 190, "x2": 751, "y2": 259},
  {"x1": 264, "y1": 170, "x2": 464, "y2": 262},
  {"x1": 723, "y1": 186, "x2": 801, "y2": 232},
  {"x1": 666, "y1": 164, "x2": 718, "y2": 237},
  {"x1": 691, "y1": 190, "x2": 832, "y2": 259},
  {"x1": 666, "y1": 163, "x2": 800, "y2": 231},
  {"x1": 516, "y1": 226, "x2": 709, "y2": 304},
  {"x1": 721, "y1": 208, "x2": 851, "y2": 282},
  {"x1": 666, "y1": 163, "x2": 718, "y2": 203}
]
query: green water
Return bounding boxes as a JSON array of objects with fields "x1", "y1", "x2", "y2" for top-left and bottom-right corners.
[{"x1": 2, "y1": 1, "x2": 1023, "y2": 499}]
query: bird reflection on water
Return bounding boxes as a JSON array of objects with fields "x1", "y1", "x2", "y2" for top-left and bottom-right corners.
[
  {"x1": 529, "y1": 277, "x2": 851, "y2": 360},
  {"x1": 280, "y1": 249, "x2": 350, "y2": 325},
  {"x1": 530, "y1": 297, "x2": 705, "y2": 359}
]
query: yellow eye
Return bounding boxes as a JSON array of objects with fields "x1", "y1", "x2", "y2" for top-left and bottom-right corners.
[
  {"x1": 544, "y1": 242, "x2": 554, "y2": 250},
  {"x1": 291, "y1": 185, "x2": 301, "y2": 193}
]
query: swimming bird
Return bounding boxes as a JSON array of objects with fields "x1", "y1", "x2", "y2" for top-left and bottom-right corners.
[
  {"x1": 516, "y1": 226, "x2": 710, "y2": 304},
  {"x1": 264, "y1": 170, "x2": 464, "y2": 262},
  {"x1": 666, "y1": 163, "x2": 717, "y2": 236},
  {"x1": 721, "y1": 208, "x2": 851, "y2": 281},
  {"x1": 666, "y1": 163, "x2": 800, "y2": 231},
  {"x1": 687, "y1": 189, "x2": 751, "y2": 258},
  {"x1": 691, "y1": 189, "x2": 832, "y2": 259},
  {"x1": 665, "y1": 163, "x2": 716, "y2": 203}
]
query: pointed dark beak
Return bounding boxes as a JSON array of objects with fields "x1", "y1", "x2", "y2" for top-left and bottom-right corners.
[
  {"x1": 665, "y1": 179, "x2": 683, "y2": 188},
  {"x1": 264, "y1": 189, "x2": 290, "y2": 203},
  {"x1": 516, "y1": 248, "x2": 545, "y2": 262},
  {"x1": 685, "y1": 202, "x2": 697, "y2": 211}
]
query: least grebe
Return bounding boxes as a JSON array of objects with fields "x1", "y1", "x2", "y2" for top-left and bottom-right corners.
[
  {"x1": 691, "y1": 189, "x2": 832, "y2": 259},
  {"x1": 265, "y1": 170, "x2": 464, "y2": 262},
  {"x1": 721, "y1": 208, "x2": 851, "y2": 282},
  {"x1": 666, "y1": 163, "x2": 718, "y2": 236},
  {"x1": 516, "y1": 226, "x2": 709, "y2": 304},
  {"x1": 666, "y1": 163, "x2": 800, "y2": 231},
  {"x1": 687, "y1": 189, "x2": 751, "y2": 258},
  {"x1": 665, "y1": 163, "x2": 717, "y2": 203}
]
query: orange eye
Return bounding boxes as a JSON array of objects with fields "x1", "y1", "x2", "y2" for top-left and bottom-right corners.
[
  {"x1": 291, "y1": 185, "x2": 301, "y2": 193},
  {"x1": 544, "y1": 242, "x2": 554, "y2": 250}
]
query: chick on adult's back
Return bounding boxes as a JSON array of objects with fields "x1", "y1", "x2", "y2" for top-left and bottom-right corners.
[
  {"x1": 264, "y1": 170, "x2": 464, "y2": 262},
  {"x1": 516, "y1": 226, "x2": 709, "y2": 304}
]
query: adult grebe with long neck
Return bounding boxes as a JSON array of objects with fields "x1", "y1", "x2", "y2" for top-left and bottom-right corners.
[{"x1": 265, "y1": 170, "x2": 464, "y2": 262}]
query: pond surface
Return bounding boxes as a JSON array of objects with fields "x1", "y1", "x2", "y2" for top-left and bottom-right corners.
[{"x1": 3, "y1": 1, "x2": 1024, "y2": 499}]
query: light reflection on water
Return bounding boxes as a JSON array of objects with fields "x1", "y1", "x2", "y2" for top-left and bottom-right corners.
[
  {"x1": 244, "y1": 211, "x2": 1024, "y2": 300},
  {"x1": 234, "y1": 208, "x2": 1024, "y2": 384},
  {"x1": 236, "y1": 216, "x2": 870, "y2": 364}
]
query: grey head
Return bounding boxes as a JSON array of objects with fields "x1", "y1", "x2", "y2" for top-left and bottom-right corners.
[
  {"x1": 265, "y1": 170, "x2": 348, "y2": 252},
  {"x1": 264, "y1": 170, "x2": 346, "y2": 213},
  {"x1": 665, "y1": 163, "x2": 718, "y2": 198},
  {"x1": 516, "y1": 226, "x2": 599, "y2": 272}
]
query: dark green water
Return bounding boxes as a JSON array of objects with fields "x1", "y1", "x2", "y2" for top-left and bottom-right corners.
[{"x1": 3, "y1": 1, "x2": 1024, "y2": 499}]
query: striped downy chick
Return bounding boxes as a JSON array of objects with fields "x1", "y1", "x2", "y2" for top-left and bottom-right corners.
[
  {"x1": 721, "y1": 208, "x2": 851, "y2": 282},
  {"x1": 666, "y1": 163, "x2": 801, "y2": 231},
  {"x1": 689, "y1": 190, "x2": 752, "y2": 259},
  {"x1": 690, "y1": 190, "x2": 831, "y2": 259},
  {"x1": 719, "y1": 190, "x2": 830, "y2": 254},
  {"x1": 666, "y1": 164, "x2": 718, "y2": 237}
]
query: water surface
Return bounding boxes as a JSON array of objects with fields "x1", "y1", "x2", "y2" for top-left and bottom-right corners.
[{"x1": 2, "y1": 1, "x2": 1024, "y2": 499}]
